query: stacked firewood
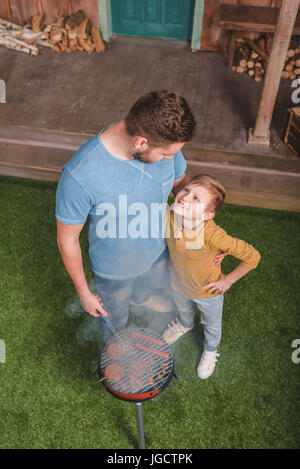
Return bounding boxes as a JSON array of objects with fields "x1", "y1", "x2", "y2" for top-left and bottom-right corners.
[
  {"x1": 232, "y1": 34, "x2": 300, "y2": 82},
  {"x1": 231, "y1": 36, "x2": 271, "y2": 82},
  {"x1": 29, "y1": 9, "x2": 105, "y2": 54},
  {"x1": 282, "y1": 46, "x2": 300, "y2": 80},
  {"x1": 0, "y1": 10, "x2": 105, "y2": 56},
  {"x1": 0, "y1": 18, "x2": 45, "y2": 55}
]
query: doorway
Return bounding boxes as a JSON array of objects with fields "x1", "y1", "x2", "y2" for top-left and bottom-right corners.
[{"x1": 111, "y1": 0, "x2": 195, "y2": 41}]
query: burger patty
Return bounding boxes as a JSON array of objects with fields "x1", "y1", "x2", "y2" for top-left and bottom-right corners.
[{"x1": 104, "y1": 362, "x2": 124, "y2": 382}]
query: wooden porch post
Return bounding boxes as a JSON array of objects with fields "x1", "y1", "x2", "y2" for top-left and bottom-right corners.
[
  {"x1": 248, "y1": 0, "x2": 300, "y2": 146},
  {"x1": 98, "y1": 0, "x2": 112, "y2": 42},
  {"x1": 191, "y1": 0, "x2": 205, "y2": 51}
]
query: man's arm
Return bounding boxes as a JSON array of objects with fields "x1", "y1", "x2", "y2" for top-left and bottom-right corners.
[
  {"x1": 57, "y1": 220, "x2": 107, "y2": 317},
  {"x1": 172, "y1": 172, "x2": 190, "y2": 196}
]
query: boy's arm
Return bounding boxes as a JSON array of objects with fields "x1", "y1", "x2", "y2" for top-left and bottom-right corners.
[
  {"x1": 202, "y1": 226, "x2": 261, "y2": 295},
  {"x1": 202, "y1": 263, "x2": 250, "y2": 295}
]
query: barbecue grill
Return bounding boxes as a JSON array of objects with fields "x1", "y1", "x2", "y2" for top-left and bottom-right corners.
[{"x1": 98, "y1": 323, "x2": 175, "y2": 449}]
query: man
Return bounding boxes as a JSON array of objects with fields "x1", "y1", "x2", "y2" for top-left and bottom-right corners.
[{"x1": 56, "y1": 90, "x2": 196, "y2": 342}]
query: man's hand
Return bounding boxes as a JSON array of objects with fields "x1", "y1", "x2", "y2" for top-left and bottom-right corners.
[
  {"x1": 79, "y1": 291, "x2": 108, "y2": 318},
  {"x1": 172, "y1": 172, "x2": 190, "y2": 196},
  {"x1": 202, "y1": 272, "x2": 232, "y2": 295},
  {"x1": 214, "y1": 251, "x2": 227, "y2": 266}
]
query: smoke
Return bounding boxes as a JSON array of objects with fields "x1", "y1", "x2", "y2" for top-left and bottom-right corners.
[
  {"x1": 64, "y1": 280, "x2": 102, "y2": 345},
  {"x1": 63, "y1": 271, "x2": 178, "y2": 346}
]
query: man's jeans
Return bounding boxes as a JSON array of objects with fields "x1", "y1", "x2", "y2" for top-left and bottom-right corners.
[
  {"x1": 94, "y1": 249, "x2": 172, "y2": 342},
  {"x1": 172, "y1": 290, "x2": 224, "y2": 351}
]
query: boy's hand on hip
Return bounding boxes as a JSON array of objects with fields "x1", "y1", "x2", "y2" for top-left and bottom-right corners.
[
  {"x1": 214, "y1": 251, "x2": 227, "y2": 266},
  {"x1": 79, "y1": 291, "x2": 108, "y2": 317},
  {"x1": 202, "y1": 272, "x2": 232, "y2": 295}
]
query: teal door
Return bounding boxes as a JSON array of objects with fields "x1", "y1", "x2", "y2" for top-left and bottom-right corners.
[{"x1": 111, "y1": 0, "x2": 195, "y2": 40}]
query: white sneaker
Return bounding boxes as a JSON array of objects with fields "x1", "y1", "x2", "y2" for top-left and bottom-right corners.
[
  {"x1": 131, "y1": 294, "x2": 173, "y2": 313},
  {"x1": 162, "y1": 319, "x2": 193, "y2": 345},
  {"x1": 197, "y1": 349, "x2": 219, "y2": 379}
]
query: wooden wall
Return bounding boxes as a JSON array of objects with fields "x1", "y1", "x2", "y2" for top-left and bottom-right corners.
[
  {"x1": 0, "y1": 0, "x2": 284, "y2": 49},
  {"x1": 201, "y1": 0, "x2": 283, "y2": 50},
  {"x1": 0, "y1": 0, "x2": 99, "y2": 27}
]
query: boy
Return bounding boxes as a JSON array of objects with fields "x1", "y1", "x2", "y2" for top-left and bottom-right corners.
[{"x1": 163, "y1": 174, "x2": 261, "y2": 379}]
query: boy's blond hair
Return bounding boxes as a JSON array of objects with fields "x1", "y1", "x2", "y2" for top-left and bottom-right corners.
[{"x1": 189, "y1": 174, "x2": 226, "y2": 213}]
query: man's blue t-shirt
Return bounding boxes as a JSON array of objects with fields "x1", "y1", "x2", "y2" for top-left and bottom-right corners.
[{"x1": 55, "y1": 129, "x2": 187, "y2": 279}]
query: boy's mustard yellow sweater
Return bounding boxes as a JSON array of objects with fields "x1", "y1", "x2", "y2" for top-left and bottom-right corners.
[{"x1": 166, "y1": 211, "x2": 261, "y2": 298}]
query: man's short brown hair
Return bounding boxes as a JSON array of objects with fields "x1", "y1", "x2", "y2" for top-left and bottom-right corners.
[
  {"x1": 124, "y1": 90, "x2": 196, "y2": 146},
  {"x1": 189, "y1": 174, "x2": 226, "y2": 213}
]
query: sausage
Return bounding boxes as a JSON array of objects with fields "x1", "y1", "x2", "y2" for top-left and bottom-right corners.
[
  {"x1": 131, "y1": 331, "x2": 165, "y2": 347},
  {"x1": 135, "y1": 342, "x2": 170, "y2": 359}
]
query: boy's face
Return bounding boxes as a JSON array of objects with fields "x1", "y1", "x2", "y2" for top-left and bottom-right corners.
[{"x1": 173, "y1": 184, "x2": 215, "y2": 223}]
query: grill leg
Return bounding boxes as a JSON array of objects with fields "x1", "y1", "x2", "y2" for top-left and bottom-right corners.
[{"x1": 135, "y1": 402, "x2": 146, "y2": 449}]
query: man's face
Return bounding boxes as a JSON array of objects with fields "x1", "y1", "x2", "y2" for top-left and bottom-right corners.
[{"x1": 133, "y1": 141, "x2": 185, "y2": 163}]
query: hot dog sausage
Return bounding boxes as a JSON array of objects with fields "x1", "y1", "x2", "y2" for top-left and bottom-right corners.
[{"x1": 135, "y1": 342, "x2": 170, "y2": 359}]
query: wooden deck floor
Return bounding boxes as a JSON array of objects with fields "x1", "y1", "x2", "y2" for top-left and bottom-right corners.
[{"x1": 0, "y1": 35, "x2": 300, "y2": 211}]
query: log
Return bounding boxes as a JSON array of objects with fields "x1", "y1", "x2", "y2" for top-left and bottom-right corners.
[
  {"x1": 77, "y1": 18, "x2": 89, "y2": 39},
  {"x1": 69, "y1": 38, "x2": 78, "y2": 52},
  {"x1": 246, "y1": 38, "x2": 268, "y2": 62},
  {"x1": 0, "y1": 18, "x2": 52, "y2": 53},
  {"x1": 258, "y1": 37, "x2": 266, "y2": 50},
  {"x1": 51, "y1": 15, "x2": 65, "y2": 28},
  {"x1": 50, "y1": 28, "x2": 63, "y2": 44},
  {"x1": 287, "y1": 49, "x2": 295, "y2": 58},
  {"x1": 79, "y1": 37, "x2": 95, "y2": 54},
  {"x1": 0, "y1": 18, "x2": 22, "y2": 30},
  {"x1": 68, "y1": 0, "x2": 73, "y2": 17},
  {"x1": 68, "y1": 27, "x2": 78, "y2": 40},
  {"x1": 91, "y1": 26, "x2": 105, "y2": 52},
  {"x1": 236, "y1": 65, "x2": 246, "y2": 73},
  {"x1": 0, "y1": 34, "x2": 39, "y2": 55},
  {"x1": 254, "y1": 72, "x2": 263, "y2": 82},
  {"x1": 31, "y1": 13, "x2": 45, "y2": 33},
  {"x1": 0, "y1": 36, "x2": 31, "y2": 54},
  {"x1": 66, "y1": 9, "x2": 86, "y2": 29},
  {"x1": 266, "y1": 35, "x2": 273, "y2": 55}
]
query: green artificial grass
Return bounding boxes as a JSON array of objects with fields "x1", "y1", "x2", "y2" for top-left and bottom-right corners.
[{"x1": 0, "y1": 175, "x2": 299, "y2": 449}]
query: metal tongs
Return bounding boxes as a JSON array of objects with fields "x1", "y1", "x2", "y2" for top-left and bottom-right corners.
[
  {"x1": 88, "y1": 308, "x2": 123, "y2": 379},
  {"x1": 96, "y1": 309, "x2": 123, "y2": 344}
]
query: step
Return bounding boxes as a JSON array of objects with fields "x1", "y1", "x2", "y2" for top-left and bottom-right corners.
[{"x1": 0, "y1": 125, "x2": 299, "y2": 212}]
